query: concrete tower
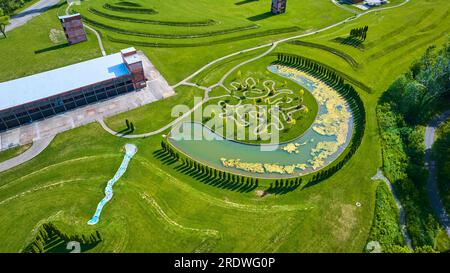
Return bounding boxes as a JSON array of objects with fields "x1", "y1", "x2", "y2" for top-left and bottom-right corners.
[
  {"x1": 58, "y1": 13, "x2": 87, "y2": 45},
  {"x1": 271, "y1": 0, "x2": 287, "y2": 14}
]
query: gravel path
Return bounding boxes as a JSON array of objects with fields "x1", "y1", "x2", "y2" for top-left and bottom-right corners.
[
  {"x1": 0, "y1": 135, "x2": 55, "y2": 173},
  {"x1": 425, "y1": 110, "x2": 450, "y2": 237},
  {"x1": 371, "y1": 169, "x2": 413, "y2": 250}
]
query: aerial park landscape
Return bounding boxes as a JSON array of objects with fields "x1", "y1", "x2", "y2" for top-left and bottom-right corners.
[{"x1": 0, "y1": 0, "x2": 449, "y2": 257}]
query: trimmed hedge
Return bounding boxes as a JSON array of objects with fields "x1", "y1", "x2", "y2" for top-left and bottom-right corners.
[
  {"x1": 103, "y1": 3, "x2": 157, "y2": 14},
  {"x1": 115, "y1": 1, "x2": 142, "y2": 7},
  {"x1": 274, "y1": 53, "x2": 366, "y2": 185},
  {"x1": 107, "y1": 27, "x2": 302, "y2": 47},
  {"x1": 82, "y1": 16, "x2": 258, "y2": 39},
  {"x1": 89, "y1": 7, "x2": 217, "y2": 27},
  {"x1": 288, "y1": 40, "x2": 358, "y2": 69},
  {"x1": 273, "y1": 52, "x2": 372, "y2": 93}
]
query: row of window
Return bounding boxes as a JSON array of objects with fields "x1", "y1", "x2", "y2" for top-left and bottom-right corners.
[{"x1": 0, "y1": 78, "x2": 135, "y2": 132}]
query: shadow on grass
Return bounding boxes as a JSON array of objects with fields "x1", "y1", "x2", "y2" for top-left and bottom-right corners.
[
  {"x1": 154, "y1": 149, "x2": 258, "y2": 193},
  {"x1": 247, "y1": 11, "x2": 276, "y2": 22},
  {"x1": 235, "y1": 0, "x2": 259, "y2": 5},
  {"x1": 332, "y1": 36, "x2": 365, "y2": 50},
  {"x1": 34, "y1": 43, "x2": 70, "y2": 54}
]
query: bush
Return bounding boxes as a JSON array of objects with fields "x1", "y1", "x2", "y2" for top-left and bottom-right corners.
[{"x1": 367, "y1": 183, "x2": 405, "y2": 251}]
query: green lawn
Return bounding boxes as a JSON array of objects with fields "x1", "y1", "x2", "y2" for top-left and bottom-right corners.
[
  {"x1": 71, "y1": 0, "x2": 352, "y2": 84},
  {"x1": 0, "y1": 122, "x2": 376, "y2": 252},
  {"x1": 104, "y1": 86, "x2": 205, "y2": 134},
  {"x1": 0, "y1": 2, "x2": 101, "y2": 82},
  {"x1": 0, "y1": 144, "x2": 32, "y2": 163},
  {"x1": 0, "y1": 0, "x2": 449, "y2": 253}
]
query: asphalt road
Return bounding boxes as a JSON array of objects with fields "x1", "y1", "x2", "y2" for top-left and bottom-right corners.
[
  {"x1": 425, "y1": 110, "x2": 450, "y2": 237},
  {"x1": 5, "y1": 0, "x2": 61, "y2": 32}
]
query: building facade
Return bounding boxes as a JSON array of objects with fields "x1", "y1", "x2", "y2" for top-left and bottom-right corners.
[
  {"x1": 0, "y1": 48, "x2": 146, "y2": 133},
  {"x1": 271, "y1": 0, "x2": 287, "y2": 14},
  {"x1": 59, "y1": 13, "x2": 87, "y2": 45}
]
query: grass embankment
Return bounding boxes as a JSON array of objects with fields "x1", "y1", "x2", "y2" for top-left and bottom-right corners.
[
  {"x1": 0, "y1": 2, "x2": 101, "y2": 82},
  {"x1": 0, "y1": 144, "x2": 32, "y2": 163},
  {"x1": 104, "y1": 86, "x2": 204, "y2": 135},
  {"x1": 1, "y1": 0, "x2": 449, "y2": 253},
  {"x1": 0, "y1": 122, "x2": 376, "y2": 252},
  {"x1": 72, "y1": 0, "x2": 351, "y2": 84}
]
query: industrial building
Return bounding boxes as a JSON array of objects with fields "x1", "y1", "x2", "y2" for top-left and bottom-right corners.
[{"x1": 0, "y1": 48, "x2": 146, "y2": 133}]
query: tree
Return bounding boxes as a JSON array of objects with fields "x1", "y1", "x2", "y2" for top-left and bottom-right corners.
[{"x1": 0, "y1": 16, "x2": 9, "y2": 38}]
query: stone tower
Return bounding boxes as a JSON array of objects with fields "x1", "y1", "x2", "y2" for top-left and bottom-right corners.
[
  {"x1": 271, "y1": 0, "x2": 287, "y2": 14},
  {"x1": 58, "y1": 13, "x2": 87, "y2": 45}
]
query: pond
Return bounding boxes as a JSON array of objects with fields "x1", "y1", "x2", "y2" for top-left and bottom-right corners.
[{"x1": 168, "y1": 65, "x2": 354, "y2": 179}]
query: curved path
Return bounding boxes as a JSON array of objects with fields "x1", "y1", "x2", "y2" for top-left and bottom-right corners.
[
  {"x1": 66, "y1": 3, "x2": 106, "y2": 56},
  {"x1": 100, "y1": 0, "x2": 411, "y2": 138},
  {"x1": 0, "y1": 135, "x2": 55, "y2": 173},
  {"x1": 371, "y1": 169, "x2": 413, "y2": 250},
  {"x1": 5, "y1": 0, "x2": 60, "y2": 32},
  {"x1": 425, "y1": 110, "x2": 450, "y2": 237}
]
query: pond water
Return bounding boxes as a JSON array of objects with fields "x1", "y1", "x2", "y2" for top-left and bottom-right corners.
[{"x1": 168, "y1": 65, "x2": 354, "y2": 179}]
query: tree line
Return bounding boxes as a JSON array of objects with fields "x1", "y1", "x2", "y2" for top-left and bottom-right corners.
[
  {"x1": 275, "y1": 53, "x2": 366, "y2": 186},
  {"x1": 350, "y1": 26, "x2": 369, "y2": 41},
  {"x1": 161, "y1": 140, "x2": 260, "y2": 187},
  {"x1": 25, "y1": 222, "x2": 102, "y2": 253}
]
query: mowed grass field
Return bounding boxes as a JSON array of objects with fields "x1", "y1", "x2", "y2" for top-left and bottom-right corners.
[
  {"x1": 0, "y1": 0, "x2": 449, "y2": 252},
  {"x1": 71, "y1": 0, "x2": 352, "y2": 84},
  {"x1": 0, "y1": 2, "x2": 101, "y2": 82},
  {"x1": 0, "y1": 123, "x2": 376, "y2": 252}
]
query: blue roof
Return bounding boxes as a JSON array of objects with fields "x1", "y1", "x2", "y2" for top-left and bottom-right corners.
[{"x1": 0, "y1": 53, "x2": 130, "y2": 112}]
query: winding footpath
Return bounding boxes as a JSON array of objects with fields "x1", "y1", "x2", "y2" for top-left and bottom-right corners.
[
  {"x1": 425, "y1": 110, "x2": 450, "y2": 237},
  {"x1": 371, "y1": 169, "x2": 413, "y2": 250},
  {"x1": 65, "y1": 2, "x2": 106, "y2": 56},
  {"x1": 0, "y1": 135, "x2": 55, "y2": 173},
  {"x1": 100, "y1": 0, "x2": 412, "y2": 138},
  {"x1": 1, "y1": 0, "x2": 412, "y2": 171}
]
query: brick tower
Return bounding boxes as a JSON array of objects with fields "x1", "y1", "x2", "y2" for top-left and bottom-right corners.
[
  {"x1": 121, "y1": 47, "x2": 147, "y2": 89},
  {"x1": 271, "y1": 0, "x2": 287, "y2": 14},
  {"x1": 58, "y1": 13, "x2": 87, "y2": 45}
]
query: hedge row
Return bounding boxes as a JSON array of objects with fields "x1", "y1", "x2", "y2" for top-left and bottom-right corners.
[
  {"x1": 89, "y1": 7, "x2": 217, "y2": 27},
  {"x1": 103, "y1": 3, "x2": 157, "y2": 14},
  {"x1": 288, "y1": 40, "x2": 358, "y2": 69},
  {"x1": 161, "y1": 140, "x2": 260, "y2": 192},
  {"x1": 82, "y1": 16, "x2": 258, "y2": 39},
  {"x1": 24, "y1": 222, "x2": 102, "y2": 253},
  {"x1": 272, "y1": 52, "x2": 372, "y2": 93},
  {"x1": 115, "y1": 1, "x2": 142, "y2": 7},
  {"x1": 107, "y1": 26, "x2": 301, "y2": 47},
  {"x1": 274, "y1": 53, "x2": 366, "y2": 185}
]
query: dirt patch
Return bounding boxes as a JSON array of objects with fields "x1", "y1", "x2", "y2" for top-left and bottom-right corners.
[{"x1": 332, "y1": 204, "x2": 357, "y2": 242}]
